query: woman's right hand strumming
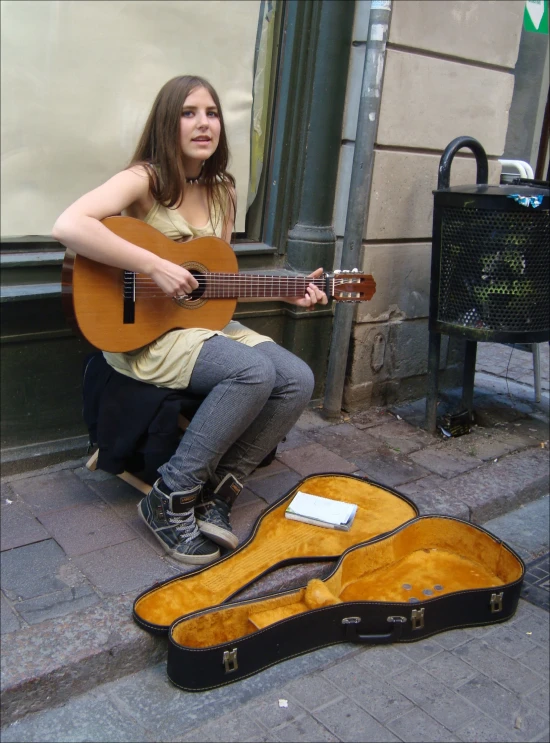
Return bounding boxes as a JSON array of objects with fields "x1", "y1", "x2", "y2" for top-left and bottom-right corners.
[{"x1": 149, "y1": 259, "x2": 199, "y2": 298}]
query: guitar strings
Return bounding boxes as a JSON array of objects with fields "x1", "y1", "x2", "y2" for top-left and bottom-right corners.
[
  {"x1": 128, "y1": 276, "x2": 328, "y2": 283},
  {"x1": 124, "y1": 274, "x2": 330, "y2": 297},
  {"x1": 122, "y1": 271, "x2": 369, "y2": 299}
]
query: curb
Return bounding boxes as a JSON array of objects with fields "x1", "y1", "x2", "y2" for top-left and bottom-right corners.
[
  {"x1": 0, "y1": 437, "x2": 90, "y2": 478},
  {"x1": 0, "y1": 595, "x2": 166, "y2": 726}
]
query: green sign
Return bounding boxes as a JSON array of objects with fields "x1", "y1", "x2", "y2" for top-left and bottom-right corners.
[{"x1": 524, "y1": 0, "x2": 549, "y2": 33}]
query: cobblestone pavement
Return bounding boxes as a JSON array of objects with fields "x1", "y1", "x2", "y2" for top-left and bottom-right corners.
[
  {"x1": 1, "y1": 341, "x2": 548, "y2": 741},
  {"x1": 2, "y1": 497, "x2": 548, "y2": 743},
  {"x1": 476, "y1": 342, "x2": 549, "y2": 394}
]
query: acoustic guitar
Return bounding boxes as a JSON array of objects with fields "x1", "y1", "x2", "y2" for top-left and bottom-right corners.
[{"x1": 62, "y1": 216, "x2": 376, "y2": 352}]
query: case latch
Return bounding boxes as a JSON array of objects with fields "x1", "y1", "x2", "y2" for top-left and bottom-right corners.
[
  {"x1": 411, "y1": 607, "x2": 425, "y2": 630},
  {"x1": 223, "y1": 648, "x2": 239, "y2": 673},
  {"x1": 490, "y1": 592, "x2": 504, "y2": 613}
]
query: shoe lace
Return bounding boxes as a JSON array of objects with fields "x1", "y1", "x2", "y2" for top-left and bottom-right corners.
[{"x1": 166, "y1": 508, "x2": 202, "y2": 544}]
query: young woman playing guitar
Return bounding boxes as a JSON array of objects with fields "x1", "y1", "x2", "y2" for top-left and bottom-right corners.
[{"x1": 53, "y1": 75, "x2": 328, "y2": 566}]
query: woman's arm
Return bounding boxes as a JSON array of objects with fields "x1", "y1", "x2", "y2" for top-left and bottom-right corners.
[{"x1": 52, "y1": 167, "x2": 198, "y2": 296}]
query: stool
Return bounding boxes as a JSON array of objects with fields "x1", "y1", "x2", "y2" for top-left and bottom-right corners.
[
  {"x1": 85, "y1": 413, "x2": 192, "y2": 495},
  {"x1": 85, "y1": 410, "x2": 280, "y2": 495}
]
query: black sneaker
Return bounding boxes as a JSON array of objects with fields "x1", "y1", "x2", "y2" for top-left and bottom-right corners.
[
  {"x1": 195, "y1": 473, "x2": 242, "y2": 550},
  {"x1": 138, "y1": 479, "x2": 220, "y2": 565}
]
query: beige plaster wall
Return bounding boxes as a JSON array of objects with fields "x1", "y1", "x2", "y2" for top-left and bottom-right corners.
[
  {"x1": 389, "y1": 0, "x2": 524, "y2": 67},
  {"x1": 336, "y1": 0, "x2": 525, "y2": 408},
  {"x1": 1, "y1": 0, "x2": 260, "y2": 237},
  {"x1": 377, "y1": 49, "x2": 515, "y2": 155}
]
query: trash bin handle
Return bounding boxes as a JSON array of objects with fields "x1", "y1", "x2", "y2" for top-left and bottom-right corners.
[{"x1": 438, "y1": 136, "x2": 489, "y2": 190}]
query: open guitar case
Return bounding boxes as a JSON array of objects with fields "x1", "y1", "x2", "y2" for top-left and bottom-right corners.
[{"x1": 133, "y1": 473, "x2": 524, "y2": 691}]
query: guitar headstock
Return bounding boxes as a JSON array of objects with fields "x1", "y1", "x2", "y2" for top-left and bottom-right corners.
[{"x1": 329, "y1": 269, "x2": 376, "y2": 302}]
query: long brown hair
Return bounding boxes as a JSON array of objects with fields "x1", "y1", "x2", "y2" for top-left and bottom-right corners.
[{"x1": 129, "y1": 75, "x2": 236, "y2": 233}]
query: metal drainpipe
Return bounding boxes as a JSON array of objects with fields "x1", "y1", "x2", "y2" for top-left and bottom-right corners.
[{"x1": 322, "y1": 0, "x2": 392, "y2": 419}]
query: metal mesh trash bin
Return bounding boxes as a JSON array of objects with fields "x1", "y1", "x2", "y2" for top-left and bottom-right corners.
[{"x1": 425, "y1": 136, "x2": 549, "y2": 432}]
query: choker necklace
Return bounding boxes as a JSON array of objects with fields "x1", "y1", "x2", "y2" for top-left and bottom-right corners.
[{"x1": 186, "y1": 163, "x2": 204, "y2": 185}]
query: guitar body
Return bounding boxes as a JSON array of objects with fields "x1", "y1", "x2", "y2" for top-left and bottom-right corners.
[
  {"x1": 62, "y1": 217, "x2": 239, "y2": 352},
  {"x1": 62, "y1": 216, "x2": 376, "y2": 353}
]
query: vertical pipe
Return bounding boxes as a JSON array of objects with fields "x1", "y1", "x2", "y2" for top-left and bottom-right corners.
[
  {"x1": 461, "y1": 340, "x2": 477, "y2": 417},
  {"x1": 426, "y1": 332, "x2": 441, "y2": 433},
  {"x1": 535, "y1": 87, "x2": 549, "y2": 181},
  {"x1": 532, "y1": 343, "x2": 542, "y2": 403},
  {"x1": 322, "y1": 0, "x2": 392, "y2": 419}
]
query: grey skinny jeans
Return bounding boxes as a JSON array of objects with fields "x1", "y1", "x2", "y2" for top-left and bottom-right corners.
[{"x1": 158, "y1": 337, "x2": 314, "y2": 493}]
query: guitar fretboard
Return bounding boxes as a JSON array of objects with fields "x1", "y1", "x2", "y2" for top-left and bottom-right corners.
[
  {"x1": 126, "y1": 273, "x2": 329, "y2": 299},
  {"x1": 200, "y1": 274, "x2": 327, "y2": 299}
]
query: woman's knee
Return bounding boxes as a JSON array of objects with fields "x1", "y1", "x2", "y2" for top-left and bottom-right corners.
[
  {"x1": 293, "y1": 357, "x2": 315, "y2": 402},
  {"x1": 247, "y1": 351, "x2": 277, "y2": 390},
  {"x1": 257, "y1": 342, "x2": 314, "y2": 400},
  {"x1": 302, "y1": 360, "x2": 315, "y2": 396}
]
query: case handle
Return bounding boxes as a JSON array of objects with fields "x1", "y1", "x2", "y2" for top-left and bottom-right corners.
[{"x1": 342, "y1": 615, "x2": 407, "y2": 644}]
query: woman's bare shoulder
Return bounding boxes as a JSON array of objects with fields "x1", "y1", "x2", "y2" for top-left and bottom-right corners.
[{"x1": 124, "y1": 164, "x2": 155, "y2": 218}]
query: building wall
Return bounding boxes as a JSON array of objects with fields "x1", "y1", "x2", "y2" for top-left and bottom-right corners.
[
  {"x1": 0, "y1": 0, "x2": 260, "y2": 237},
  {"x1": 334, "y1": 0, "x2": 525, "y2": 410}
]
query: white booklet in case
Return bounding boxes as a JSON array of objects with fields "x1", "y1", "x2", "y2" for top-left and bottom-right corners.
[{"x1": 285, "y1": 491, "x2": 357, "y2": 531}]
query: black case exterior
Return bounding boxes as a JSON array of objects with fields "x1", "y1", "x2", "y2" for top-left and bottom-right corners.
[{"x1": 167, "y1": 519, "x2": 524, "y2": 692}]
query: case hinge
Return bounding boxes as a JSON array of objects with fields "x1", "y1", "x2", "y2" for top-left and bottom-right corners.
[
  {"x1": 223, "y1": 648, "x2": 238, "y2": 673},
  {"x1": 411, "y1": 607, "x2": 425, "y2": 630},
  {"x1": 490, "y1": 592, "x2": 504, "y2": 613}
]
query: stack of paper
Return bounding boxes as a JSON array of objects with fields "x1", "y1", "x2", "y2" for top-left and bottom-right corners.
[{"x1": 285, "y1": 491, "x2": 357, "y2": 531}]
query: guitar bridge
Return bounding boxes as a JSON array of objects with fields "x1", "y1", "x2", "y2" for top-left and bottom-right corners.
[{"x1": 123, "y1": 271, "x2": 136, "y2": 324}]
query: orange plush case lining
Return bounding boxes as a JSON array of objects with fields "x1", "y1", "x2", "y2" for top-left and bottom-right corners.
[
  {"x1": 170, "y1": 516, "x2": 524, "y2": 649},
  {"x1": 133, "y1": 474, "x2": 418, "y2": 631}
]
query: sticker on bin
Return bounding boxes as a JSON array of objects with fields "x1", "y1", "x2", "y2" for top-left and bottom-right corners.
[{"x1": 507, "y1": 194, "x2": 543, "y2": 208}]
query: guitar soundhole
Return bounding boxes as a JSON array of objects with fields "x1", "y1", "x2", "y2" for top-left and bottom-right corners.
[
  {"x1": 173, "y1": 263, "x2": 207, "y2": 309},
  {"x1": 188, "y1": 270, "x2": 206, "y2": 301}
]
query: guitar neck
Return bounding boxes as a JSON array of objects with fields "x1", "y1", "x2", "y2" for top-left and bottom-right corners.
[{"x1": 183, "y1": 273, "x2": 329, "y2": 299}]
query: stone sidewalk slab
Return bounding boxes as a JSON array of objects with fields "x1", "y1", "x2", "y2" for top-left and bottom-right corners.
[
  {"x1": 476, "y1": 343, "x2": 549, "y2": 391},
  {"x1": 394, "y1": 475, "x2": 470, "y2": 520},
  {"x1": 522, "y1": 554, "x2": 550, "y2": 612},
  {"x1": 408, "y1": 444, "x2": 484, "y2": 478},
  {"x1": 363, "y1": 419, "x2": 435, "y2": 454},
  {"x1": 71, "y1": 538, "x2": 176, "y2": 595},
  {"x1": 37, "y1": 501, "x2": 137, "y2": 557},
  {"x1": 438, "y1": 447, "x2": 549, "y2": 523},
  {"x1": 246, "y1": 469, "x2": 302, "y2": 504},
  {"x1": 351, "y1": 448, "x2": 430, "y2": 487},
  {"x1": 309, "y1": 423, "x2": 381, "y2": 458},
  {"x1": 277, "y1": 442, "x2": 359, "y2": 476},
  {"x1": 0, "y1": 594, "x2": 21, "y2": 635},
  {"x1": 10, "y1": 470, "x2": 100, "y2": 513},
  {"x1": 482, "y1": 496, "x2": 549, "y2": 562},
  {"x1": 1, "y1": 539, "x2": 86, "y2": 601},
  {"x1": 14, "y1": 584, "x2": 99, "y2": 627},
  {"x1": 0, "y1": 491, "x2": 50, "y2": 552}
]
